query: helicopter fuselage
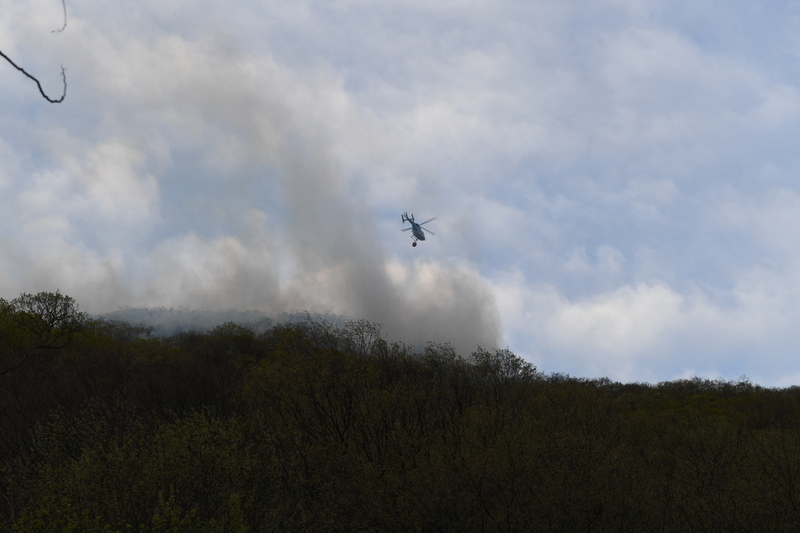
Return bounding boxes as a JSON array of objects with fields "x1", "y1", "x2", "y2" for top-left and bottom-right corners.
[{"x1": 410, "y1": 223, "x2": 426, "y2": 241}]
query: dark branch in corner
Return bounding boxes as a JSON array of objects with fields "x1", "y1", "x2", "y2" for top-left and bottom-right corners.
[
  {"x1": 52, "y1": 0, "x2": 67, "y2": 33},
  {"x1": 0, "y1": 49, "x2": 66, "y2": 103}
]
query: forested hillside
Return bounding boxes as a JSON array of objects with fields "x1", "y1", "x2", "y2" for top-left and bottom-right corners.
[{"x1": 2, "y1": 292, "x2": 800, "y2": 532}]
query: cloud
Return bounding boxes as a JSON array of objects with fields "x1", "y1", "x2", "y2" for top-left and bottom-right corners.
[
  {"x1": 495, "y1": 276, "x2": 687, "y2": 381},
  {"x1": 495, "y1": 262, "x2": 800, "y2": 384}
]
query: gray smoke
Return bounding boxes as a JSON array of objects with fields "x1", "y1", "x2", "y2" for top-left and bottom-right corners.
[{"x1": 3, "y1": 28, "x2": 502, "y2": 356}]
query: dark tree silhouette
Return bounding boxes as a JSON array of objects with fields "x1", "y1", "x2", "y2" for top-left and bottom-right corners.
[{"x1": 0, "y1": 290, "x2": 85, "y2": 376}]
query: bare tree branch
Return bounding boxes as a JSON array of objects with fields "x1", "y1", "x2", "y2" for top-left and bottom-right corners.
[
  {"x1": 1, "y1": 0, "x2": 68, "y2": 102},
  {"x1": 0, "y1": 49, "x2": 66, "y2": 103},
  {"x1": 52, "y1": 0, "x2": 67, "y2": 33}
]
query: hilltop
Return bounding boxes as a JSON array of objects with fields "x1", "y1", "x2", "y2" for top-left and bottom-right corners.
[{"x1": 1, "y1": 291, "x2": 798, "y2": 532}]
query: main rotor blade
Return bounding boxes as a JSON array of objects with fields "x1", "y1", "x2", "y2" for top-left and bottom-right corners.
[
  {"x1": 422, "y1": 228, "x2": 435, "y2": 235},
  {"x1": 401, "y1": 227, "x2": 412, "y2": 231},
  {"x1": 418, "y1": 217, "x2": 437, "y2": 226}
]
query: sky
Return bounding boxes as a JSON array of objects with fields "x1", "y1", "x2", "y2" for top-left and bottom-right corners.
[{"x1": 3, "y1": 0, "x2": 800, "y2": 385}]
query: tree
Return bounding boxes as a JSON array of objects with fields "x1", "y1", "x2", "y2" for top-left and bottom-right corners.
[{"x1": 0, "y1": 290, "x2": 86, "y2": 376}]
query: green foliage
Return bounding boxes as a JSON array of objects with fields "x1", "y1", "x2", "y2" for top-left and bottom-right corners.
[
  {"x1": 12, "y1": 407, "x2": 252, "y2": 533},
  {"x1": 203, "y1": 322, "x2": 260, "y2": 366},
  {"x1": 7, "y1": 292, "x2": 800, "y2": 531}
]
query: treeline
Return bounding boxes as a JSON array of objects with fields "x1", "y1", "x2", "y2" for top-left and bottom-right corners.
[{"x1": 3, "y1": 292, "x2": 800, "y2": 531}]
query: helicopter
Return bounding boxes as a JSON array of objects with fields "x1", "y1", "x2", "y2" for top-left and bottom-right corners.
[{"x1": 401, "y1": 212, "x2": 436, "y2": 247}]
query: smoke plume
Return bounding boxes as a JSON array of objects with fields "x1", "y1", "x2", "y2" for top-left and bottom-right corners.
[{"x1": 1, "y1": 25, "x2": 502, "y2": 355}]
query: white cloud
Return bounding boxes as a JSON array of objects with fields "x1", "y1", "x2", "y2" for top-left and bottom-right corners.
[
  {"x1": 715, "y1": 188, "x2": 800, "y2": 259},
  {"x1": 495, "y1": 262, "x2": 800, "y2": 384},
  {"x1": 550, "y1": 283, "x2": 681, "y2": 353},
  {"x1": 494, "y1": 276, "x2": 687, "y2": 380}
]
